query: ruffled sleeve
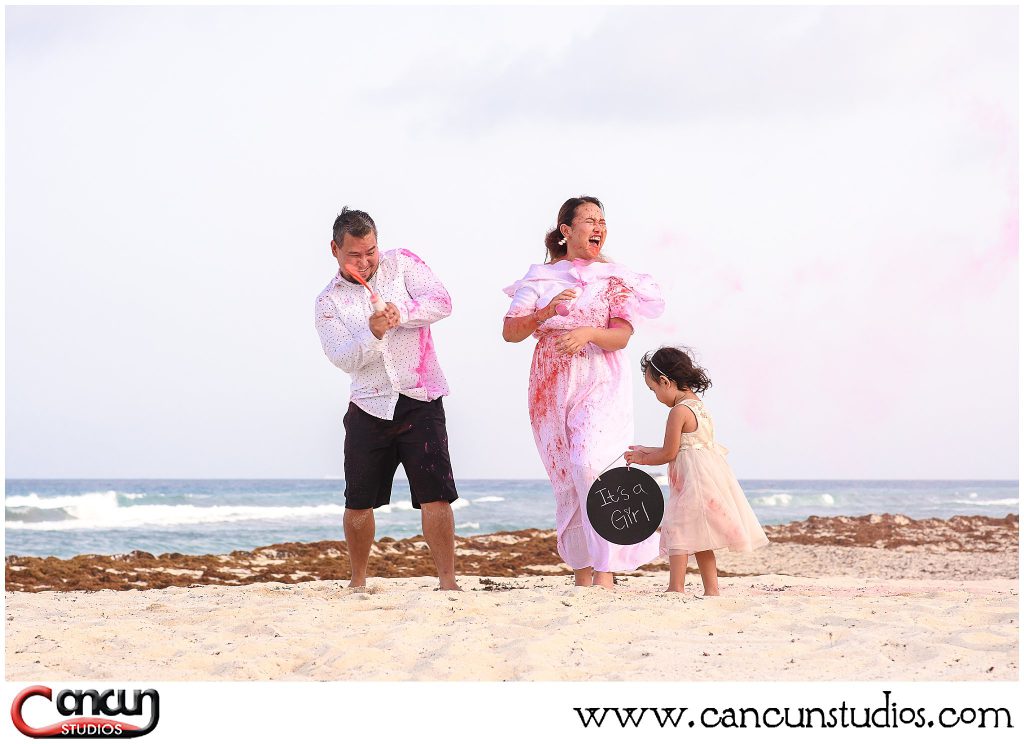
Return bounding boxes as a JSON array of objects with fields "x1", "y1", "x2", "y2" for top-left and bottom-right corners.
[
  {"x1": 606, "y1": 266, "x2": 665, "y2": 325},
  {"x1": 502, "y1": 263, "x2": 569, "y2": 319},
  {"x1": 503, "y1": 276, "x2": 540, "y2": 318}
]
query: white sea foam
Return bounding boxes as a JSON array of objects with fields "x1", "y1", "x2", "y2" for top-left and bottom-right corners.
[
  {"x1": 6, "y1": 499, "x2": 349, "y2": 531},
  {"x1": 5, "y1": 491, "x2": 120, "y2": 510},
  {"x1": 5, "y1": 490, "x2": 191, "y2": 507},
  {"x1": 376, "y1": 499, "x2": 468, "y2": 514},
  {"x1": 753, "y1": 493, "x2": 793, "y2": 507},
  {"x1": 819, "y1": 494, "x2": 835, "y2": 505},
  {"x1": 951, "y1": 498, "x2": 1018, "y2": 507},
  {"x1": 473, "y1": 496, "x2": 505, "y2": 503},
  {"x1": 456, "y1": 522, "x2": 480, "y2": 530}
]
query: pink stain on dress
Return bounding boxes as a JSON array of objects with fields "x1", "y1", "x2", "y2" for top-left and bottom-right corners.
[{"x1": 505, "y1": 260, "x2": 665, "y2": 572}]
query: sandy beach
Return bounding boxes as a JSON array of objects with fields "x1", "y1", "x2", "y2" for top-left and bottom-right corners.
[{"x1": 5, "y1": 514, "x2": 1018, "y2": 681}]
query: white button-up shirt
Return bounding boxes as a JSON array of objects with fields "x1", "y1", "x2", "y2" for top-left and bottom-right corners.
[{"x1": 315, "y1": 248, "x2": 452, "y2": 420}]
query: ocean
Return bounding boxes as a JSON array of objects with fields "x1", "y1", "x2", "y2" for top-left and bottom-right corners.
[{"x1": 4, "y1": 478, "x2": 1018, "y2": 559}]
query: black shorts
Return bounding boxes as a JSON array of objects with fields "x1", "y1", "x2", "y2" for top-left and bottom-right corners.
[{"x1": 343, "y1": 395, "x2": 459, "y2": 510}]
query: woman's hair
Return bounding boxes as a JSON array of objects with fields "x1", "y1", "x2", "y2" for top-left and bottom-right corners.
[
  {"x1": 640, "y1": 346, "x2": 712, "y2": 394},
  {"x1": 544, "y1": 195, "x2": 603, "y2": 262}
]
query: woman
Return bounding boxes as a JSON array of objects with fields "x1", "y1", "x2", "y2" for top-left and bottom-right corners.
[{"x1": 502, "y1": 196, "x2": 665, "y2": 587}]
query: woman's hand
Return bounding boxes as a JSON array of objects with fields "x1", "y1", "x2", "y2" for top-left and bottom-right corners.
[
  {"x1": 503, "y1": 288, "x2": 578, "y2": 343},
  {"x1": 555, "y1": 327, "x2": 594, "y2": 355},
  {"x1": 540, "y1": 289, "x2": 577, "y2": 321}
]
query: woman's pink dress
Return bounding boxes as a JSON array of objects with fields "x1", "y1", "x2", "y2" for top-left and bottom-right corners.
[{"x1": 504, "y1": 258, "x2": 664, "y2": 572}]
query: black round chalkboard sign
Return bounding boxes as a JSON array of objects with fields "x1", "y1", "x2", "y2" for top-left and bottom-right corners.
[{"x1": 586, "y1": 467, "x2": 665, "y2": 545}]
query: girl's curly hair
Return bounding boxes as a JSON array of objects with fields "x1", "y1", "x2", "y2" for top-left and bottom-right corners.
[{"x1": 640, "y1": 346, "x2": 712, "y2": 394}]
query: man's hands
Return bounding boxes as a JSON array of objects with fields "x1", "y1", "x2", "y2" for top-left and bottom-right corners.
[{"x1": 369, "y1": 302, "x2": 401, "y2": 339}]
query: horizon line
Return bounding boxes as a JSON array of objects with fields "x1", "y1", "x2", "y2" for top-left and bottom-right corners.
[{"x1": 3, "y1": 476, "x2": 1020, "y2": 483}]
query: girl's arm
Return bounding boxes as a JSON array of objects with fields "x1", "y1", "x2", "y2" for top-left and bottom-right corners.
[{"x1": 624, "y1": 405, "x2": 695, "y2": 466}]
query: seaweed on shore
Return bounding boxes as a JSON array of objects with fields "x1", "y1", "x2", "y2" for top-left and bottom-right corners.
[{"x1": 4, "y1": 515, "x2": 1017, "y2": 593}]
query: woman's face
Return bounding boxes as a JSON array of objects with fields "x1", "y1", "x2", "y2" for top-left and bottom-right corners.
[{"x1": 560, "y1": 202, "x2": 607, "y2": 260}]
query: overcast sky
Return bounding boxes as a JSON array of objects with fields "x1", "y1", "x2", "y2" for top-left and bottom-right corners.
[{"x1": 4, "y1": 5, "x2": 1018, "y2": 480}]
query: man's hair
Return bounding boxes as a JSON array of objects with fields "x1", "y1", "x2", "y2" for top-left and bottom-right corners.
[{"x1": 332, "y1": 206, "x2": 377, "y2": 246}]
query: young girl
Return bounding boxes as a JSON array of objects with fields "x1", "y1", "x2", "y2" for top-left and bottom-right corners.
[{"x1": 624, "y1": 347, "x2": 768, "y2": 595}]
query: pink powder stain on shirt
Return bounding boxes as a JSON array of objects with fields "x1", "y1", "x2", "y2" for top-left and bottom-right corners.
[
  {"x1": 399, "y1": 248, "x2": 426, "y2": 265},
  {"x1": 414, "y1": 326, "x2": 435, "y2": 390}
]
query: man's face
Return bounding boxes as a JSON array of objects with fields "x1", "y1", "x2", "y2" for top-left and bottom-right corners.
[{"x1": 332, "y1": 231, "x2": 379, "y2": 283}]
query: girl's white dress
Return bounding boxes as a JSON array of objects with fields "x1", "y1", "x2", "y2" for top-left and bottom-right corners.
[{"x1": 661, "y1": 399, "x2": 769, "y2": 556}]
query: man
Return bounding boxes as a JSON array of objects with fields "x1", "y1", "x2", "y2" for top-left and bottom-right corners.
[{"x1": 315, "y1": 206, "x2": 460, "y2": 591}]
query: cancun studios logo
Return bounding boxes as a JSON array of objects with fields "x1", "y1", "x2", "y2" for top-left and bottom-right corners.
[{"x1": 11, "y1": 686, "x2": 159, "y2": 739}]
